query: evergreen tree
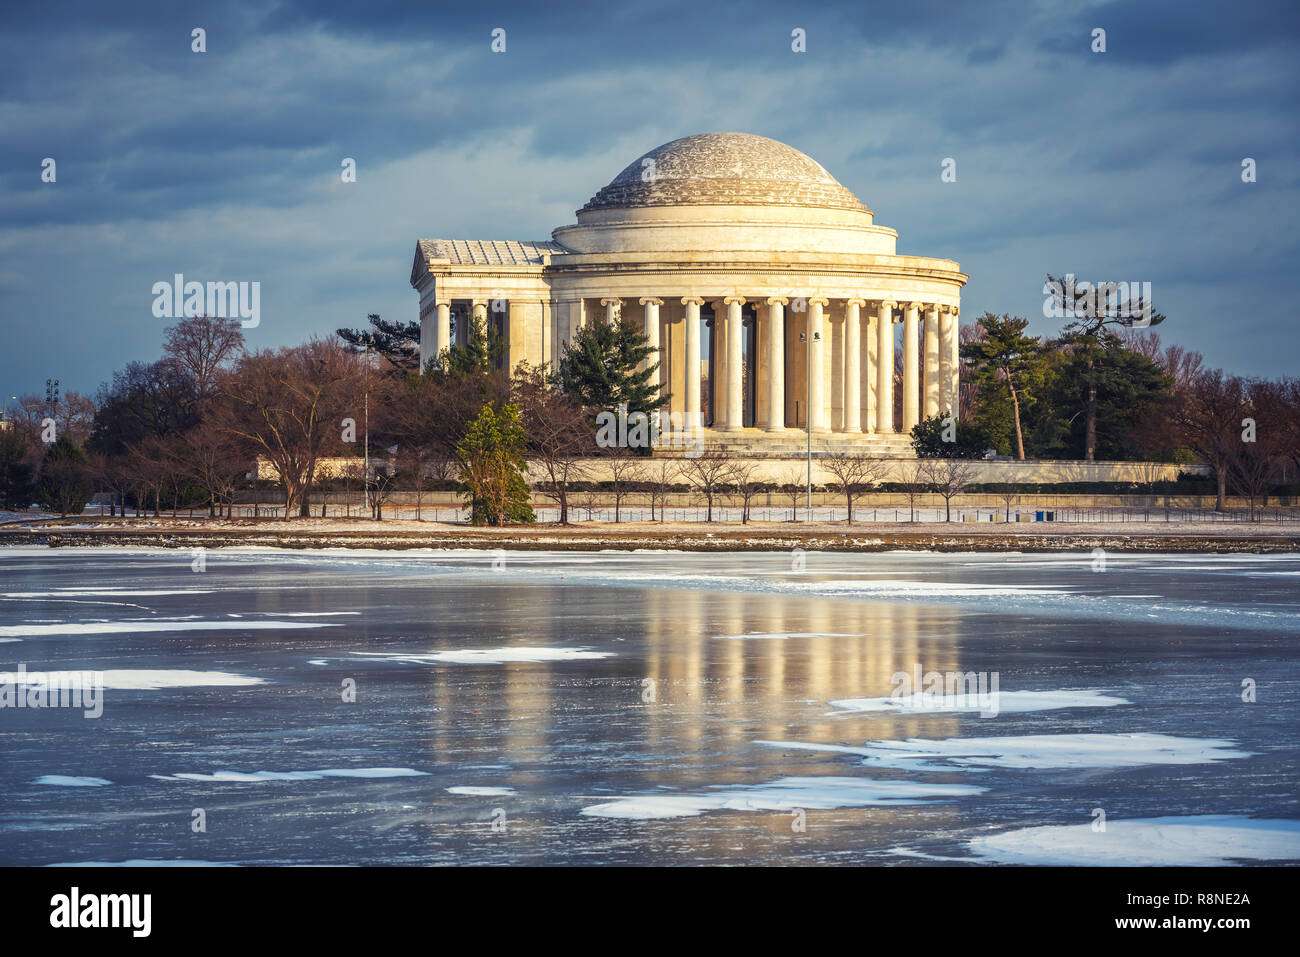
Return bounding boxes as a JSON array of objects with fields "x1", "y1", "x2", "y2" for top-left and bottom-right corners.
[
  {"x1": 556, "y1": 316, "x2": 670, "y2": 419},
  {"x1": 455, "y1": 402, "x2": 534, "y2": 526},
  {"x1": 0, "y1": 431, "x2": 37, "y2": 509},
  {"x1": 1046, "y1": 273, "x2": 1166, "y2": 461},
  {"x1": 910, "y1": 413, "x2": 992, "y2": 459},
  {"x1": 39, "y1": 435, "x2": 92, "y2": 516},
  {"x1": 427, "y1": 310, "x2": 503, "y2": 377},
  {"x1": 961, "y1": 313, "x2": 1045, "y2": 460},
  {"x1": 337, "y1": 313, "x2": 422, "y2": 372}
]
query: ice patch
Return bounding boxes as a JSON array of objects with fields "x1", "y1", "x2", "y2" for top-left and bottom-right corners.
[
  {"x1": 6, "y1": 589, "x2": 214, "y2": 598},
  {"x1": 0, "y1": 620, "x2": 341, "y2": 637},
  {"x1": 828, "y1": 689, "x2": 1130, "y2": 716},
  {"x1": 352, "y1": 648, "x2": 612, "y2": 665},
  {"x1": 151, "y1": 768, "x2": 430, "y2": 782},
  {"x1": 47, "y1": 860, "x2": 238, "y2": 867},
  {"x1": 757, "y1": 733, "x2": 1251, "y2": 771},
  {"x1": 9, "y1": 670, "x2": 264, "y2": 690},
  {"x1": 965, "y1": 816, "x2": 1300, "y2": 866},
  {"x1": 34, "y1": 775, "x2": 112, "y2": 787},
  {"x1": 580, "y1": 775, "x2": 985, "y2": 819},
  {"x1": 446, "y1": 786, "x2": 516, "y2": 796}
]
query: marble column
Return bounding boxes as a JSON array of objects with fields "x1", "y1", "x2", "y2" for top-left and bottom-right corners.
[
  {"x1": 724, "y1": 296, "x2": 745, "y2": 431},
  {"x1": 938, "y1": 306, "x2": 955, "y2": 416},
  {"x1": 567, "y1": 299, "x2": 585, "y2": 346},
  {"x1": 844, "y1": 299, "x2": 864, "y2": 432},
  {"x1": 876, "y1": 300, "x2": 896, "y2": 433},
  {"x1": 865, "y1": 310, "x2": 878, "y2": 433},
  {"x1": 471, "y1": 301, "x2": 488, "y2": 346},
  {"x1": 435, "y1": 301, "x2": 450, "y2": 363},
  {"x1": 682, "y1": 297, "x2": 703, "y2": 431},
  {"x1": 948, "y1": 307, "x2": 961, "y2": 416},
  {"x1": 902, "y1": 302, "x2": 921, "y2": 432},
  {"x1": 640, "y1": 297, "x2": 663, "y2": 398},
  {"x1": 923, "y1": 305, "x2": 940, "y2": 418},
  {"x1": 766, "y1": 298, "x2": 786, "y2": 432},
  {"x1": 602, "y1": 297, "x2": 621, "y2": 325},
  {"x1": 809, "y1": 298, "x2": 829, "y2": 434},
  {"x1": 711, "y1": 304, "x2": 726, "y2": 429}
]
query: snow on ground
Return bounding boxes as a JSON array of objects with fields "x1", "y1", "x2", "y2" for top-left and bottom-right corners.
[
  {"x1": 581, "y1": 775, "x2": 986, "y2": 819},
  {"x1": 828, "y1": 690, "x2": 1131, "y2": 716},
  {"x1": 757, "y1": 733, "x2": 1252, "y2": 771},
  {"x1": 962, "y1": 816, "x2": 1300, "y2": 866}
]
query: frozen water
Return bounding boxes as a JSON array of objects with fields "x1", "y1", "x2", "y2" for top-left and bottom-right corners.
[{"x1": 1, "y1": 547, "x2": 1296, "y2": 865}]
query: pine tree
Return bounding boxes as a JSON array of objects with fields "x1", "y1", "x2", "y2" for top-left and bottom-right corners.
[
  {"x1": 556, "y1": 316, "x2": 670, "y2": 418},
  {"x1": 0, "y1": 431, "x2": 37, "y2": 509},
  {"x1": 961, "y1": 313, "x2": 1045, "y2": 460},
  {"x1": 39, "y1": 435, "x2": 92, "y2": 516},
  {"x1": 337, "y1": 313, "x2": 422, "y2": 372}
]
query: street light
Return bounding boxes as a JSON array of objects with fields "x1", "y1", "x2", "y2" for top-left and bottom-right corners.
[{"x1": 798, "y1": 327, "x2": 821, "y2": 523}]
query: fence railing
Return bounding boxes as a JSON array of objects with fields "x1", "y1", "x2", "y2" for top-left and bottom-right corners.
[{"x1": 80, "y1": 502, "x2": 1300, "y2": 525}]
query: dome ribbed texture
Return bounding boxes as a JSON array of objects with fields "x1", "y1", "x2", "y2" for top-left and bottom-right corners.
[{"x1": 579, "y1": 132, "x2": 868, "y2": 213}]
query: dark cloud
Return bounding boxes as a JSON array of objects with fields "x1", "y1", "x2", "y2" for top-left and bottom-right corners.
[{"x1": 0, "y1": 0, "x2": 1297, "y2": 398}]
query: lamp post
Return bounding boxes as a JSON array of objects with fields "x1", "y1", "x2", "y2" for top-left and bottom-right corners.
[{"x1": 799, "y1": 327, "x2": 821, "y2": 523}]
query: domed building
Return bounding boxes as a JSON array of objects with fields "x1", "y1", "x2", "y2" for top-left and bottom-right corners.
[{"x1": 411, "y1": 132, "x2": 966, "y2": 453}]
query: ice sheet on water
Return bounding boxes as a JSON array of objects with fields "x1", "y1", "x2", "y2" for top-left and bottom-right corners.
[
  {"x1": 580, "y1": 775, "x2": 985, "y2": 819},
  {"x1": 151, "y1": 768, "x2": 430, "y2": 783},
  {"x1": 828, "y1": 690, "x2": 1130, "y2": 716},
  {"x1": 12, "y1": 670, "x2": 265, "y2": 690},
  {"x1": 757, "y1": 733, "x2": 1251, "y2": 771},
  {"x1": 0, "y1": 620, "x2": 341, "y2": 637},
  {"x1": 964, "y1": 816, "x2": 1300, "y2": 865},
  {"x1": 47, "y1": 860, "x2": 238, "y2": 867},
  {"x1": 33, "y1": 775, "x2": 112, "y2": 787},
  {"x1": 446, "y1": 786, "x2": 515, "y2": 796}
]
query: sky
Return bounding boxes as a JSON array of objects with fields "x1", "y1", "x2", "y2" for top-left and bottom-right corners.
[{"x1": 1, "y1": 0, "x2": 1297, "y2": 403}]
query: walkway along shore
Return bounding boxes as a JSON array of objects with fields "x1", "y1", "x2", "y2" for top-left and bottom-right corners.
[{"x1": 2, "y1": 519, "x2": 1298, "y2": 553}]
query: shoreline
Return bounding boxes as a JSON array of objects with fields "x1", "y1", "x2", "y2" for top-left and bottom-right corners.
[{"x1": 2, "y1": 519, "x2": 1298, "y2": 553}]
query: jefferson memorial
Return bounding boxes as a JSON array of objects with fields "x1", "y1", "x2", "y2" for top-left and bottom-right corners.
[{"x1": 410, "y1": 132, "x2": 966, "y2": 453}]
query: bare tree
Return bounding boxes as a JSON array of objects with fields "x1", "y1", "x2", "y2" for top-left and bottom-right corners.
[
  {"x1": 645, "y1": 457, "x2": 682, "y2": 522},
  {"x1": 779, "y1": 465, "x2": 806, "y2": 521},
  {"x1": 604, "y1": 445, "x2": 645, "y2": 523},
  {"x1": 921, "y1": 456, "x2": 978, "y2": 522},
  {"x1": 163, "y1": 316, "x2": 246, "y2": 399},
  {"x1": 1171, "y1": 370, "x2": 1245, "y2": 511},
  {"x1": 900, "y1": 460, "x2": 930, "y2": 522},
  {"x1": 729, "y1": 459, "x2": 764, "y2": 524},
  {"x1": 820, "y1": 451, "x2": 888, "y2": 524},
  {"x1": 995, "y1": 481, "x2": 1020, "y2": 522},
  {"x1": 682, "y1": 448, "x2": 733, "y2": 522},
  {"x1": 513, "y1": 364, "x2": 593, "y2": 524},
  {"x1": 216, "y1": 338, "x2": 364, "y2": 520},
  {"x1": 1228, "y1": 379, "x2": 1288, "y2": 521}
]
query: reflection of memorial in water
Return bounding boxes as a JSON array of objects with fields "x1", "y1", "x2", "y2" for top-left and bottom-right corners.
[{"x1": 641, "y1": 587, "x2": 963, "y2": 741}]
